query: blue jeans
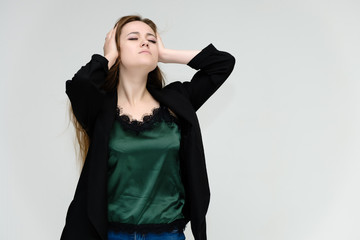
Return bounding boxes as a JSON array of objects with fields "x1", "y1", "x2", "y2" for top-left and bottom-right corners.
[{"x1": 108, "y1": 230, "x2": 185, "y2": 240}]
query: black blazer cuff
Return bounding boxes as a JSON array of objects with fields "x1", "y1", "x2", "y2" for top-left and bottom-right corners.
[
  {"x1": 187, "y1": 43, "x2": 217, "y2": 70},
  {"x1": 91, "y1": 54, "x2": 109, "y2": 73}
]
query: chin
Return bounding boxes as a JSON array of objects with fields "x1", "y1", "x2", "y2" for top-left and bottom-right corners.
[
  {"x1": 139, "y1": 61, "x2": 158, "y2": 72},
  {"x1": 122, "y1": 60, "x2": 157, "y2": 72}
]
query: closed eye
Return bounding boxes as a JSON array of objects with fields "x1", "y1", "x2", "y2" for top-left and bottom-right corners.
[{"x1": 128, "y1": 38, "x2": 156, "y2": 44}]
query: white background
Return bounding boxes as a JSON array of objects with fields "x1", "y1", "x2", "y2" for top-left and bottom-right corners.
[{"x1": 1, "y1": 0, "x2": 360, "y2": 239}]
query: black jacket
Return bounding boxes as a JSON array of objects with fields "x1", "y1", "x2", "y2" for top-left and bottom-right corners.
[{"x1": 61, "y1": 44, "x2": 235, "y2": 240}]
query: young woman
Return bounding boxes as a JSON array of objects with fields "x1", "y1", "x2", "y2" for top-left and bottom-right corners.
[{"x1": 61, "y1": 15, "x2": 235, "y2": 240}]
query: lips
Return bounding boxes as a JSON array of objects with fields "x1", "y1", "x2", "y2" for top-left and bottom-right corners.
[{"x1": 139, "y1": 50, "x2": 151, "y2": 54}]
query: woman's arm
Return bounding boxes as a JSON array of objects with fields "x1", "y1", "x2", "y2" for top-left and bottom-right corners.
[
  {"x1": 183, "y1": 44, "x2": 235, "y2": 111},
  {"x1": 66, "y1": 55, "x2": 109, "y2": 136},
  {"x1": 157, "y1": 34, "x2": 236, "y2": 111},
  {"x1": 157, "y1": 34, "x2": 200, "y2": 64},
  {"x1": 66, "y1": 26, "x2": 118, "y2": 135}
]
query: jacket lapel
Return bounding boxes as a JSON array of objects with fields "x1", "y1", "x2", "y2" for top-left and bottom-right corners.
[
  {"x1": 148, "y1": 86, "x2": 194, "y2": 126},
  {"x1": 87, "y1": 91, "x2": 117, "y2": 240}
]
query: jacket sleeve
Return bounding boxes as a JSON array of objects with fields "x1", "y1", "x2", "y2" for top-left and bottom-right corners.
[
  {"x1": 169, "y1": 44, "x2": 236, "y2": 111},
  {"x1": 65, "y1": 54, "x2": 109, "y2": 136}
]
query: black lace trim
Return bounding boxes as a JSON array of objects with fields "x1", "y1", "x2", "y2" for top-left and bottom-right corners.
[
  {"x1": 115, "y1": 105, "x2": 180, "y2": 135},
  {"x1": 108, "y1": 218, "x2": 187, "y2": 234}
]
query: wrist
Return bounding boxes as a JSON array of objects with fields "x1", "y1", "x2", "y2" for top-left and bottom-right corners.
[
  {"x1": 158, "y1": 49, "x2": 200, "y2": 65},
  {"x1": 158, "y1": 48, "x2": 170, "y2": 63},
  {"x1": 104, "y1": 54, "x2": 117, "y2": 69}
]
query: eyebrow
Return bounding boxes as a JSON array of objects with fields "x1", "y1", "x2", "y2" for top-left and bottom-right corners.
[{"x1": 127, "y1": 32, "x2": 156, "y2": 38}]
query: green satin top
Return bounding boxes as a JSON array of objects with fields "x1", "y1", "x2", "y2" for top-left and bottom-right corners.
[{"x1": 107, "y1": 105, "x2": 185, "y2": 226}]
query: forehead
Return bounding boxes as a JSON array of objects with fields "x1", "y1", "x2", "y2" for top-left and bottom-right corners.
[{"x1": 121, "y1": 21, "x2": 155, "y2": 36}]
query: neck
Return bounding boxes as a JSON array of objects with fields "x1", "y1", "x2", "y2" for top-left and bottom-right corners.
[{"x1": 117, "y1": 66, "x2": 149, "y2": 106}]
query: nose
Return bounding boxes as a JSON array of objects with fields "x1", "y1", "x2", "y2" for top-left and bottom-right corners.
[{"x1": 141, "y1": 39, "x2": 149, "y2": 47}]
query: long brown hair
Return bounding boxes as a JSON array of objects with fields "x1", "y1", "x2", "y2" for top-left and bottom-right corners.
[{"x1": 70, "y1": 15, "x2": 165, "y2": 169}]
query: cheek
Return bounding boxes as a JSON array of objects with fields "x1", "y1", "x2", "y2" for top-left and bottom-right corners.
[
  {"x1": 151, "y1": 48, "x2": 159, "y2": 61},
  {"x1": 153, "y1": 50, "x2": 159, "y2": 60},
  {"x1": 150, "y1": 48, "x2": 159, "y2": 61},
  {"x1": 119, "y1": 45, "x2": 130, "y2": 58},
  {"x1": 119, "y1": 47, "x2": 136, "y2": 65}
]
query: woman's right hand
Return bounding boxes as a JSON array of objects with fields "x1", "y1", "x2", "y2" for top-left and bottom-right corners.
[{"x1": 103, "y1": 25, "x2": 118, "y2": 69}]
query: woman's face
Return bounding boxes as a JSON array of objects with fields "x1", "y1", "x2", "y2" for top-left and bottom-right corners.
[{"x1": 119, "y1": 21, "x2": 158, "y2": 72}]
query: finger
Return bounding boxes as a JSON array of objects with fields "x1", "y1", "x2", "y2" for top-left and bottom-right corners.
[
  {"x1": 105, "y1": 24, "x2": 118, "y2": 41},
  {"x1": 156, "y1": 33, "x2": 164, "y2": 48},
  {"x1": 156, "y1": 32, "x2": 163, "y2": 42},
  {"x1": 109, "y1": 28, "x2": 116, "y2": 40},
  {"x1": 110, "y1": 28, "x2": 116, "y2": 38},
  {"x1": 105, "y1": 31, "x2": 111, "y2": 40}
]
